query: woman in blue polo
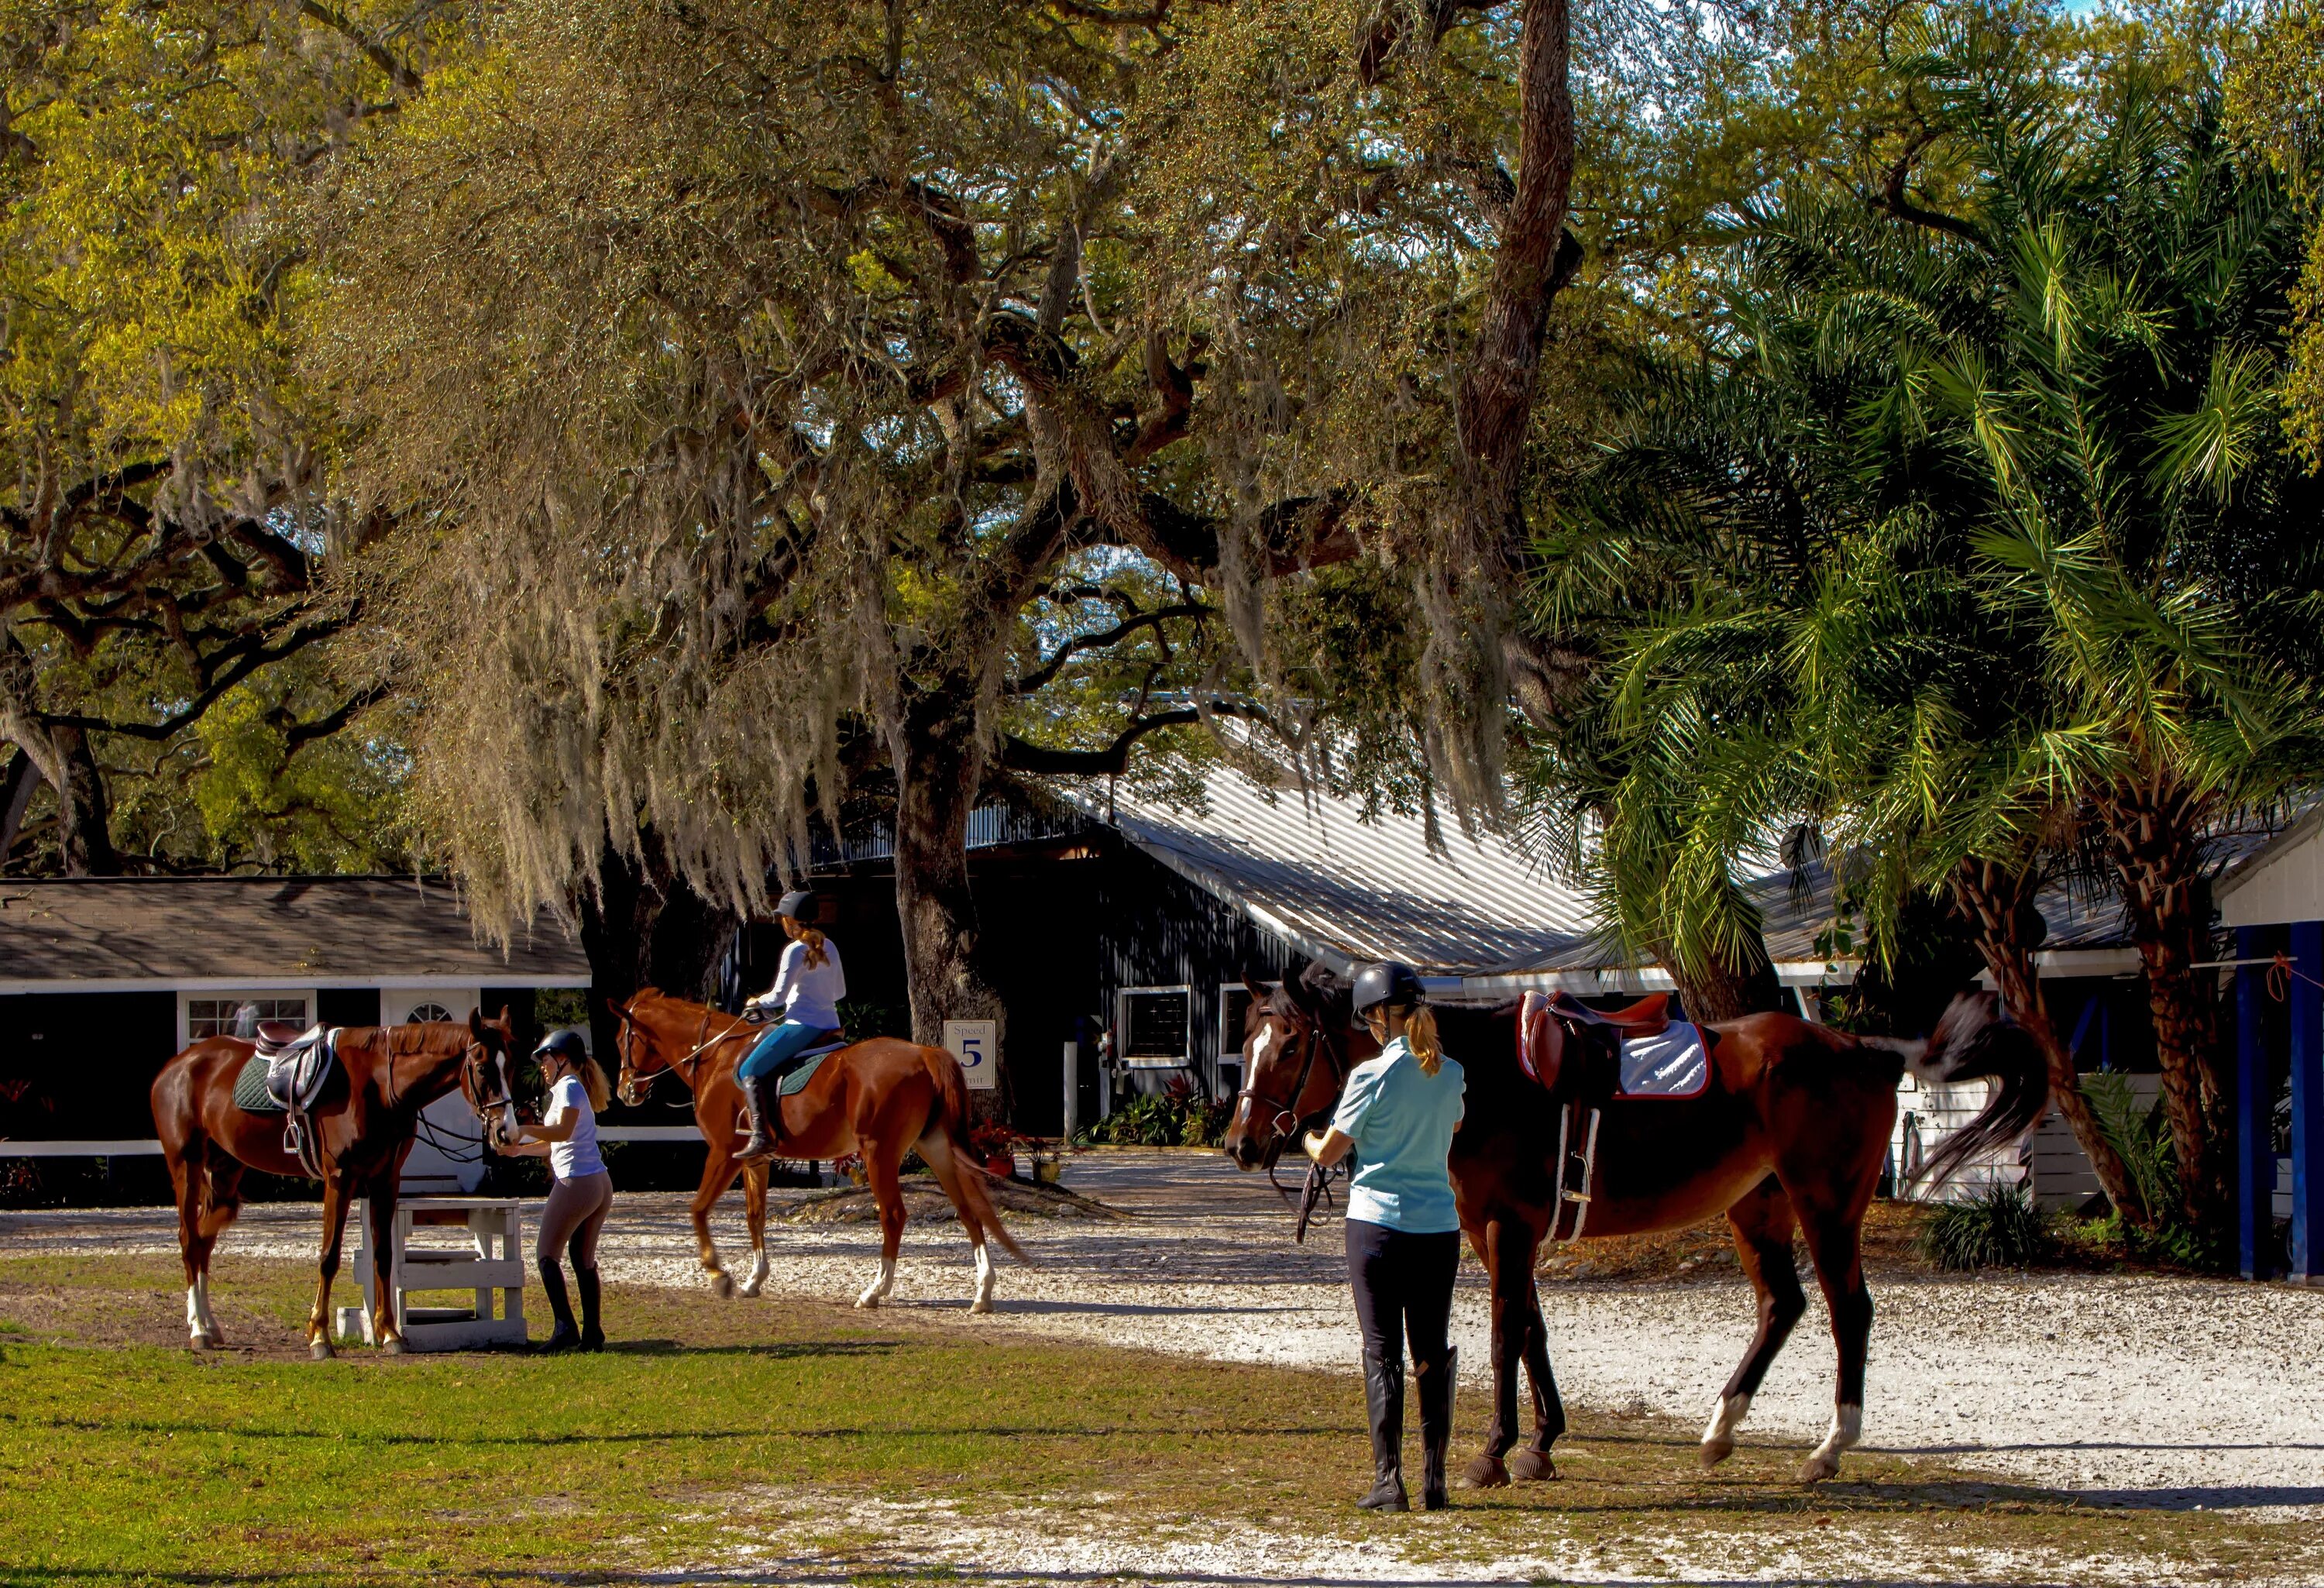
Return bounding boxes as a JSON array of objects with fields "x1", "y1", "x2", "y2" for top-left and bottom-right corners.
[{"x1": 1303, "y1": 960, "x2": 1465, "y2": 1514}]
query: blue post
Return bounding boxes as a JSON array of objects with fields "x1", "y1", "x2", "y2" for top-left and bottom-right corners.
[
  {"x1": 2292, "y1": 920, "x2": 2324, "y2": 1284},
  {"x1": 2236, "y1": 927, "x2": 2274, "y2": 1280}
]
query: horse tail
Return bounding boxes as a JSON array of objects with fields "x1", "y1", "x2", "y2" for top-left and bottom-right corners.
[
  {"x1": 1865, "y1": 989, "x2": 2050, "y2": 1192},
  {"x1": 924, "y1": 1044, "x2": 1026, "y2": 1263}
]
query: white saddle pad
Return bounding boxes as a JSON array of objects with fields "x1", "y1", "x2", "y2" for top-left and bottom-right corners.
[{"x1": 1618, "y1": 1024, "x2": 1709, "y2": 1097}]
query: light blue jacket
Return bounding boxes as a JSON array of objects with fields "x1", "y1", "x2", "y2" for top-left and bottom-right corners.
[{"x1": 1332, "y1": 1038, "x2": 1465, "y2": 1234}]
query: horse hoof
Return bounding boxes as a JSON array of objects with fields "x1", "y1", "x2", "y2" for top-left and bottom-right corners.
[
  {"x1": 968, "y1": 1297, "x2": 994, "y2": 1315},
  {"x1": 738, "y1": 1280, "x2": 763, "y2": 1299},
  {"x1": 712, "y1": 1272, "x2": 735, "y2": 1300},
  {"x1": 1463, "y1": 1455, "x2": 1509, "y2": 1489},
  {"x1": 1796, "y1": 1452, "x2": 1840, "y2": 1484},
  {"x1": 380, "y1": 1336, "x2": 407, "y2": 1356},
  {"x1": 854, "y1": 1294, "x2": 881, "y2": 1310},
  {"x1": 1700, "y1": 1436, "x2": 1736, "y2": 1469},
  {"x1": 1507, "y1": 1448, "x2": 1556, "y2": 1483},
  {"x1": 310, "y1": 1339, "x2": 335, "y2": 1361}
]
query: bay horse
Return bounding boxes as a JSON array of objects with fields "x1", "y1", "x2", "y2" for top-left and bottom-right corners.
[
  {"x1": 1223, "y1": 968, "x2": 2044, "y2": 1484},
  {"x1": 611, "y1": 988, "x2": 1023, "y2": 1311},
  {"x1": 150, "y1": 1009, "x2": 518, "y2": 1357}
]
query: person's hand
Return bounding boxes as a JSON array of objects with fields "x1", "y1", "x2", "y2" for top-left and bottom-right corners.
[{"x1": 1302, "y1": 1129, "x2": 1330, "y2": 1162}]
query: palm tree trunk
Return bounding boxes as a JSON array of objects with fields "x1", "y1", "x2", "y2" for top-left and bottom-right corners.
[
  {"x1": 1951, "y1": 858, "x2": 2150, "y2": 1227},
  {"x1": 1666, "y1": 946, "x2": 1786, "y2": 1023},
  {"x1": 2099, "y1": 779, "x2": 2229, "y2": 1242}
]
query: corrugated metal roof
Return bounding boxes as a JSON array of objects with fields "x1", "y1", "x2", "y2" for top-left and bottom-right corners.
[{"x1": 0, "y1": 876, "x2": 589, "y2": 988}]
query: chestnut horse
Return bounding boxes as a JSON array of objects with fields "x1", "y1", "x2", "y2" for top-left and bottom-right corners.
[
  {"x1": 1223, "y1": 969, "x2": 2044, "y2": 1484},
  {"x1": 612, "y1": 989, "x2": 1023, "y2": 1311},
  {"x1": 150, "y1": 1009, "x2": 517, "y2": 1356}
]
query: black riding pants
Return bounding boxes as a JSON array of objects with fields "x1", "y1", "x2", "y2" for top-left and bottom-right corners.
[{"x1": 1345, "y1": 1218, "x2": 1459, "y2": 1367}]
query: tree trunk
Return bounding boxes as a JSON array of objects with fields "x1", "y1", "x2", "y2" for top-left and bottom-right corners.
[
  {"x1": 889, "y1": 688, "x2": 1012, "y2": 1123},
  {"x1": 1667, "y1": 947, "x2": 1785, "y2": 1024},
  {"x1": 52, "y1": 725, "x2": 119, "y2": 875},
  {"x1": 1951, "y1": 858, "x2": 2150, "y2": 1228},
  {"x1": 2099, "y1": 780, "x2": 2229, "y2": 1243}
]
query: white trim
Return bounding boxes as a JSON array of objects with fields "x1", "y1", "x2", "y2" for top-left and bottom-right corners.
[
  {"x1": 1446, "y1": 960, "x2": 1857, "y2": 999},
  {"x1": 2030, "y1": 948, "x2": 2144, "y2": 978},
  {"x1": 0, "y1": 972, "x2": 592, "y2": 995},
  {"x1": 179, "y1": 988, "x2": 312, "y2": 1051},
  {"x1": 1116, "y1": 983, "x2": 1195, "y2": 1068}
]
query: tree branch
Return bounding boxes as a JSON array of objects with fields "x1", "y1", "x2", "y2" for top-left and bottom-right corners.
[
  {"x1": 1006, "y1": 602, "x2": 1211, "y2": 696},
  {"x1": 1000, "y1": 699, "x2": 1270, "y2": 775}
]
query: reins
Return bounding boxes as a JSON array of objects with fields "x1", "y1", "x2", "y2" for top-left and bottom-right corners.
[{"x1": 617, "y1": 1001, "x2": 755, "y2": 1105}]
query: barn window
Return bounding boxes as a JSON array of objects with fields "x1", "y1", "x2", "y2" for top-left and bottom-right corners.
[
  {"x1": 1219, "y1": 982, "x2": 1275, "y2": 1101},
  {"x1": 1119, "y1": 985, "x2": 1192, "y2": 1068},
  {"x1": 404, "y1": 1002, "x2": 457, "y2": 1025},
  {"x1": 184, "y1": 994, "x2": 312, "y2": 1045}
]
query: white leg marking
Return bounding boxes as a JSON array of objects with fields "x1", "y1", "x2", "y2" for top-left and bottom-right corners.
[
  {"x1": 1798, "y1": 1403, "x2": 1862, "y2": 1483},
  {"x1": 855, "y1": 1255, "x2": 897, "y2": 1309},
  {"x1": 969, "y1": 1242, "x2": 995, "y2": 1315},
  {"x1": 1699, "y1": 1392, "x2": 1751, "y2": 1465},
  {"x1": 198, "y1": 1274, "x2": 222, "y2": 1340},
  {"x1": 186, "y1": 1284, "x2": 205, "y2": 1342},
  {"x1": 740, "y1": 1247, "x2": 769, "y2": 1299}
]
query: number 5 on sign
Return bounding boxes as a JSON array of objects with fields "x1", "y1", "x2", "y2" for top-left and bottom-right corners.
[{"x1": 944, "y1": 1019, "x2": 999, "y2": 1091}]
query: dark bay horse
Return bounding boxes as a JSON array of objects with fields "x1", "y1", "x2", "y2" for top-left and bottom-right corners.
[
  {"x1": 150, "y1": 1010, "x2": 517, "y2": 1356},
  {"x1": 1223, "y1": 970, "x2": 2044, "y2": 1484},
  {"x1": 612, "y1": 989, "x2": 1022, "y2": 1311}
]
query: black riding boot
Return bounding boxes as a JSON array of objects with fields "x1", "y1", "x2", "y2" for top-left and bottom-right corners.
[
  {"x1": 576, "y1": 1266, "x2": 604, "y2": 1353},
  {"x1": 1357, "y1": 1349, "x2": 1409, "y2": 1511},
  {"x1": 736, "y1": 1072, "x2": 780, "y2": 1163},
  {"x1": 538, "y1": 1261, "x2": 579, "y2": 1353},
  {"x1": 1417, "y1": 1346, "x2": 1455, "y2": 1511}
]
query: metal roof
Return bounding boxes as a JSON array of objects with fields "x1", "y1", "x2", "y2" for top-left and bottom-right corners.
[{"x1": 0, "y1": 876, "x2": 590, "y2": 992}]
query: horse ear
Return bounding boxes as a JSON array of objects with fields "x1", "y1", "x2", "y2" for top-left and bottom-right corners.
[
  {"x1": 1242, "y1": 968, "x2": 1271, "y2": 1002},
  {"x1": 468, "y1": 1008, "x2": 488, "y2": 1040}
]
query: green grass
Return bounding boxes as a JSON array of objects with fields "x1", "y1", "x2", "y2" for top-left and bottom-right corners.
[{"x1": 0, "y1": 1253, "x2": 2307, "y2": 1586}]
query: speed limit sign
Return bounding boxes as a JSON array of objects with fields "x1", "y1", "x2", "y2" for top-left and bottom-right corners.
[{"x1": 944, "y1": 1019, "x2": 999, "y2": 1091}]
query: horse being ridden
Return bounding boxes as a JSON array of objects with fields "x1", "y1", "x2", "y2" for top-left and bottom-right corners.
[
  {"x1": 1225, "y1": 968, "x2": 2046, "y2": 1484},
  {"x1": 150, "y1": 1009, "x2": 517, "y2": 1356},
  {"x1": 613, "y1": 988, "x2": 1023, "y2": 1311}
]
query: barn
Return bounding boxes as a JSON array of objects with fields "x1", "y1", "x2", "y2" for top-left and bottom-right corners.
[{"x1": 0, "y1": 875, "x2": 589, "y2": 1194}]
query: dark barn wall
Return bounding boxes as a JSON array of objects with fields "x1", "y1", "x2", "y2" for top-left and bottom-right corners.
[
  {"x1": 0, "y1": 990, "x2": 178, "y2": 1139},
  {"x1": 1094, "y1": 844, "x2": 1293, "y2": 1103},
  {"x1": 318, "y1": 987, "x2": 383, "y2": 1029}
]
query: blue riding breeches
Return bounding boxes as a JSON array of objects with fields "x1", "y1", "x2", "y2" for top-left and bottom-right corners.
[{"x1": 739, "y1": 1019, "x2": 833, "y2": 1081}]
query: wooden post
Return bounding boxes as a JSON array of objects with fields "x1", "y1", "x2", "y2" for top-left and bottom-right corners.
[
  {"x1": 2291, "y1": 920, "x2": 2324, "y2": 1283},
  {"x1": 2236, "y1": 926, "x2": 2274, "y2": 1281}
]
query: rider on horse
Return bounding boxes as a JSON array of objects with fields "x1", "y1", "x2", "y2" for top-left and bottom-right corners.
[
  {"x1": 735, "y1": 889, "x2": 845, "y2": 1163},
  {"x1": 1302, "y1": 960, "x2": 1466, "y2": 1514}
]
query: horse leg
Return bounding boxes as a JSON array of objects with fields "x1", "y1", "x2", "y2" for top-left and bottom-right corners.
[
  {"x1": 308, "y1": 1174, "x2": 354, "y2": 1359},
  {"x1": 366, "y1": 1177, "x2": 407, "y2": 1353},
  {"x1": 738, "y1": 1160, "x2": 770, "y2": 1298},
  {"x1": 1702, "y1": 1177, "x2": 1807, "y2": 1469},
  {"x1": 854, "y1": 1139, "x2": 905, "y2": 1309},
  {"x1": 191, "y1": 1157, "x2": 246, "y2": 1348},
  {"x1": 1507, "y1": 1279, "x2": 1566, "y2": 1480},
  {"x1": 1463, "y1": 1215, "x2": 1532, "y2": 1488},
  {"x1": 692, "y1": 1146, "x2": 744, "y2": 1299},
  {"x1": 170, "y1": 1137, "x2": 218, "y2": 1349},
  {"x1": 916, "y1": 1129, "x2": 994, "y2": 1314},
  {"x1": 1792, "y1": 1197, "x2": 1873, "y2": 1483}
]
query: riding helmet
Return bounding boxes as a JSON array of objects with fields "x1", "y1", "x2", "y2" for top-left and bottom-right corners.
[
  {"x1": 534, "y1": 1028, "x2": 590, "y2": 1067},
  {"x1": 775, "y1": 888, "x2": 818, "y2": 923},
  {"x1": 1350, "y1": 960, "x2": 1425, "y2": 1016}
]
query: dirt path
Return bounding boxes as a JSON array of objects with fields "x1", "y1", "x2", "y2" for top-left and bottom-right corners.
[{"x1": 8, "y1": 1147, "x2": 2320, "y2": 1516}]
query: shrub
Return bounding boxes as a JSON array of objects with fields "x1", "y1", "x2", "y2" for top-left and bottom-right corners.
[
  {"x1": 1075, "y1": 1075, "x2": 1229, "y2": 1148},
  {"x1": 1917, "y1": 1184, "x2": 2056, "y2": 1270}
]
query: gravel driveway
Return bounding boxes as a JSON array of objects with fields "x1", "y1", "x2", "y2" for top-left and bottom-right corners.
[{"x1": 8, "y1": 1147, "x2": 2319, "y2": 1514}]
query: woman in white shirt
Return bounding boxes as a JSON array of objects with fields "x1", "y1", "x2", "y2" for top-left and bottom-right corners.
[
  {"x1": 735, "y1": 889, "x2": 846, "y2": 1162},
  {"x1": 498, "y1": 1028, "x2": 613, "y2": 1353}
]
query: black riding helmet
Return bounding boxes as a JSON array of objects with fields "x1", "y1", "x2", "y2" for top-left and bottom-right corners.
[
  {"x1": 534, "y1": 1028, "x2": 590, "y2": 1069},
  {"x1": 1351, "y1": 960, "x2": 1425, "y2": 1017}
]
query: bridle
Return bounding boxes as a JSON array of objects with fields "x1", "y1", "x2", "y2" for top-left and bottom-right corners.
[
  {"x1": 1235, "y1": 1000, "x2": 1351, "y2": 1181},
  {"x1": 614, "y1": 999, "x2": 755, "y2": 1108},
  {"x1": 456, "y1": 1029, "x2": 521, "y2": 1150}
]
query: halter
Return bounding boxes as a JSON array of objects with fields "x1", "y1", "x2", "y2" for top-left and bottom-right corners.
[
  {"x1": 1235, "y1": 1000, "x2": 1350, "y2": 1174},
  {"x1": 615, "y1": 1000, "x2": 753, "y2": 1107},
  {"x1": 456, "y1": 1030, "x2": 521, "y2": 1150}
]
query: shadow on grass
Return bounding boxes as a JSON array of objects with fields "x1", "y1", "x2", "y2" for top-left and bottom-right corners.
[
  {"x1": 0, "y1": 1566, "x2": 2134, "y2": 1588},
  {"x1": 14, "y1": 1412, "x2": 1351, "y2": 1448}
]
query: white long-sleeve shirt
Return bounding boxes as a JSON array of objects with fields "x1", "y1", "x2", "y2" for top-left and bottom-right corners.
[{"x1": 759, "y1": 937, "x2": 846, "y2": 1030}]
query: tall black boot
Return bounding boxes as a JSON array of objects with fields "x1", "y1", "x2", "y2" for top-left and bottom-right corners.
[
  {"x1": 1357, "y1": 1349, "x2": 1409, "y2": 1511},
  {"x1": 538, "y1": 1260, "x2": 579, "y2": 1353},
  {"x1": 736, "y1": 1072, "x2": 779, "y2": 1163},
  {"x1": 1417, "y1": 1346, "x2": 1455, "y2": 1511},
  {"x1": 576, "y1": 1266, "x2": 604, "y2": 1353}
]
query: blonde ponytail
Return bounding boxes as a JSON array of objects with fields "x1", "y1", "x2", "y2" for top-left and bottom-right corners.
[
  {"x1": 579, "y1": 1055, "x2": 611, "y2": 1112},
  {"x1": 799, "y1": 926, "x2": 828, "y2": 970},
  {"x1": 1406, "y1": 1005, "x2": 1443, "y2": 1076}
]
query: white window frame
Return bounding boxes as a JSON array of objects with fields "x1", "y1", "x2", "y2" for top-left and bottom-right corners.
[
  {"x1": 1219, "y1": 981, "x2": 1277, "y2": 1069},
  {"x1": 180, "y1": 990, "x2": 313, "y2": 1050},
  {"x1": 1116, "y1": 984, "x2": 1195, "y2": 1070}
]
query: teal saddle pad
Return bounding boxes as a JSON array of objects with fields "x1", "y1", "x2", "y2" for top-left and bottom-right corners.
[
  {"x1": 233, "y1": 1054, "x2": 286, "y2": 1113},
  {"x1": 777, "y1": 1047, "x2": 838, "y2": 1098}
]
